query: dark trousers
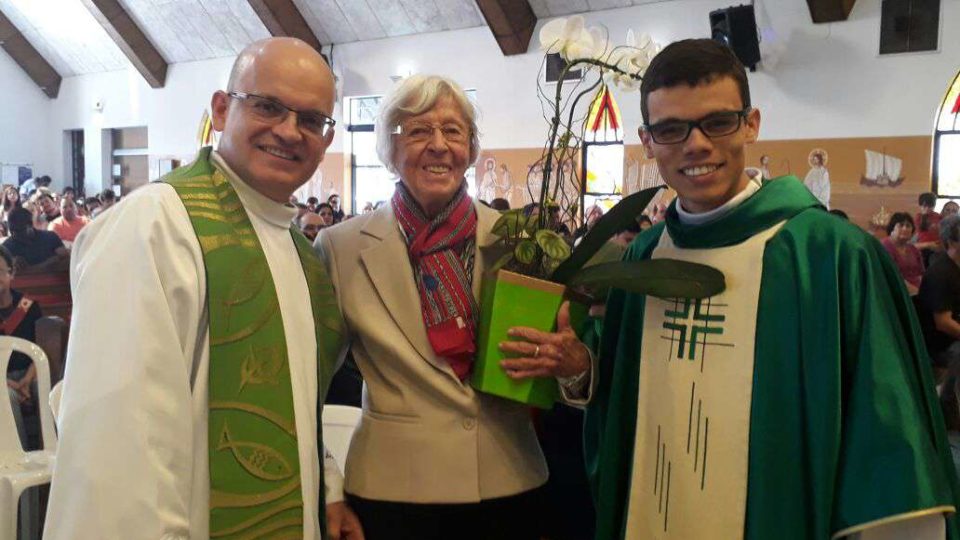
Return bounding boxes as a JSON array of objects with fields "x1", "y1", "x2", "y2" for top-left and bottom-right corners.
[{"x1": 346, "y1": 487, "x2": 543, "y2": 540}]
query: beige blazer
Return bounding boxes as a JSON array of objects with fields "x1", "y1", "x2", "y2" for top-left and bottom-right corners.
[{"x1": 315, "y1": 202, "x2": 548, "y2": 504}]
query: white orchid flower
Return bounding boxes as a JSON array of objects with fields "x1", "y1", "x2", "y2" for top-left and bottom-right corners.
[
  {"x1": 603, "y1": 30, "x2": 660, "y2": 92},
  {"x1": 539, "y1": 16, "x2": 595, "y2": 62}
]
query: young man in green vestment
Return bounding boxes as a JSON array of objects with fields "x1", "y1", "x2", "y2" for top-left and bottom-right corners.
[
  {"x1": 46, "y1": 38, "x2": 364, "y2": 540},
  {"x1": 502, "y1": 39, "x2": 960, "y2": 539}
]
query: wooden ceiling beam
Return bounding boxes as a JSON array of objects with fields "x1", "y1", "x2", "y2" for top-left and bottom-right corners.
[
  {"x1": 475, "y1": 0, "x2": 537, "y2": 56},
  {"x1": 81, "y1": 0, "x2": 167, "y2": 88},
  {"x1": 806, "y1": 0, "x2": 858, "y2": 23},
  {"x1": 247, "y1": 0, "x2": 324, "y2": 52},
  {"x1": 0, "y1": 9, "x2": 61, "y2": 98}
]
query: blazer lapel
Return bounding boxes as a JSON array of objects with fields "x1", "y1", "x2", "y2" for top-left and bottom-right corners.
[{"x1": 359, "y1": 206, "x2": 458, "y2": 380}]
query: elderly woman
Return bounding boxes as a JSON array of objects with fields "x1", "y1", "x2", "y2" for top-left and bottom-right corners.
[
  {"x1": 882, "y1": 212, "x2": 924, "y2": 295},
  {"x1": 315, "y1": 75, "x2": 558, "y2": 539}
]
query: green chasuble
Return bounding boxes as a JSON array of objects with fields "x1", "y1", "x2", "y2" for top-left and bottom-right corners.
[
  {"x1": 585, "y1": 177, "x2": 960, "y2": 539},
  {"x1": 164, "y1": 147, "x2": 344, "y2": 539}
]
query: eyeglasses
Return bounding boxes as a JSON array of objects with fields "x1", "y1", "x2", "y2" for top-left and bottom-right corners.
[
  {"x1": 229, "y1": 91, "x2": 336, "y2": 138},
  {"x1": 397, "y1": 122, "x2": 469, "y2": 144},
  {"x1": 642, "y1": 109, "x2": 751, "y2": 145}
]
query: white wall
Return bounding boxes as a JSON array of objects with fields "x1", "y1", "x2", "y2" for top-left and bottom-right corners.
[
  {"x1": 1, "y1": 0, "x2": 958, "y2": 189},
  {"x1": 0, "y1": 47, "x2": 55, "y2": 181}
]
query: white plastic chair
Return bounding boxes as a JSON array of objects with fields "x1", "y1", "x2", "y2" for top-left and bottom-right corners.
[
  {"x1": 321, "y1": 405, "x2": 362, "y2": 472},
  {"x1": 0, "y1": 337, "x2": 57, "y2": 540}
]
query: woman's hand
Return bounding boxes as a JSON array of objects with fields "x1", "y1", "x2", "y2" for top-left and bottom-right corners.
[{"x1": 498, "y1": 301, "x2": 591, "y2": 379}]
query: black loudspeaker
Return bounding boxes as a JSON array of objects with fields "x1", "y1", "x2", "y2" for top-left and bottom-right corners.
[{"x1": 710, "y1": 5, "x2": 761, "y2": 71}]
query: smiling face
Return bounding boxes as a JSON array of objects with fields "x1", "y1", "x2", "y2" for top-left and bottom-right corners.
[
  {"x1": 892, "y1": 220, "x2": 914, "y2": 244},
  {"x1": 393, "y1": 95, "x2": 470, "y2": 216},
  {"x1": 212, "y1": 39, "x2": 336, "y2": 203},
  {"x1": 640, "y1": 76, "x2": 760, "y2": 214}
]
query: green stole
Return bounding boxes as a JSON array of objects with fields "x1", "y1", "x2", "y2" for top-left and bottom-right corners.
[
  {"x1": 164, "y1": 147, "x2": 344, "y2": 539},
  {"x1": 585, "y1": 177, "x2": 960, "y2": 539}
]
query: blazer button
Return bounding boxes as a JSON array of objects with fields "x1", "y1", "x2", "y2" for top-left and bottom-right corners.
[{"x1": 462, "y1": 417, "x2": 477, "y2": 430}]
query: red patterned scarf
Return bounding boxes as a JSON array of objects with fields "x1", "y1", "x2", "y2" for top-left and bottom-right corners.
[{"x1": 392, "y1": 182, "x2": 478, "y2": 380}]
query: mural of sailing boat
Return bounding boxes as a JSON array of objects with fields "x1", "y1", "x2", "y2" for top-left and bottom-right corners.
[{"x1": 861, "y1": 149, "x2": 905, "y2": 188}]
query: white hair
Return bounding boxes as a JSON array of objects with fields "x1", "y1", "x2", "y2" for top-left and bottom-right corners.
[{"x1": 375, "y1": 74, "x2": 480, "y2": 176}]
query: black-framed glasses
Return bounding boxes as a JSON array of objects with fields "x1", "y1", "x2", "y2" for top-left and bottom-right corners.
[
  {"x1": 229, "y1": 91, "x2": 336, "y2": 137},
  {"x1": 642, "y1": 109, "x2": 751, "y2": 145}
]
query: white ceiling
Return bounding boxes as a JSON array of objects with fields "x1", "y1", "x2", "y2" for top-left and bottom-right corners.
[{"x1": 0, "y1": 0, "x2": 661, "y2": 77}]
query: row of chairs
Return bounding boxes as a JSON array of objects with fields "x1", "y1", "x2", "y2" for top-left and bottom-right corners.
[{"x1": 1, "y1": 334, "x2": 363, "y2": 539}]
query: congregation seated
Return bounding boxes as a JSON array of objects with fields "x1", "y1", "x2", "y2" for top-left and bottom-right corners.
[
  {"x1": 1, "y1": 245, "x2": 44, "y2": 450},
  {"x1": 2, "y1": 206, "x2": 68, "y2": 271},
  {"x1": 882, "y1": 212, "x2": 924, "y2": 295}
]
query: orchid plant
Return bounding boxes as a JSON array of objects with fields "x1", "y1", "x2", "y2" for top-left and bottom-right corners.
[{"x1": 487, "y1": 17, "x2": 724, "y2": 301}]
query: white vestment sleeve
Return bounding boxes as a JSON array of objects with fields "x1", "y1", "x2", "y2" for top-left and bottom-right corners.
[
  {"x1": 848, "y1": 514, "x2": 945, "y2": 540},
  {"x1": 323, "y1": 446, "x2": 345, "y2": 504},
  {"x1": 45, "y1": 186, "x2": 205, "y2": 540}
]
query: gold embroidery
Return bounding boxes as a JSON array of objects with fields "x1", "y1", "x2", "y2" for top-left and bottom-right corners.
[
  {"x1": 217, "y1": 425, "x2": 295, "y2": 481},
  {"x1": 210, "y1": 298, "x2": 279, "y2": 345},
  {"x1": 239, "y1": 343, "x2": 284, "y2": 392},
  {"x1": 234, "y1": 517, "x2": 302, "y2": 540},
  {"x1": 209, "y1": 500, "x2": 301, "y2": 537},
  {"x1": 199, "y1": 234, "x2": 259, "y2": 253},
  {"x1": 210, "y1": 477, "x2": 300, "y2": 508},
  {"x1": 209, "y1": 401, "x2": 296, "y2": 436},
  {"x1": 831, "y1": 506, "x2": 955, "y2": 539}
]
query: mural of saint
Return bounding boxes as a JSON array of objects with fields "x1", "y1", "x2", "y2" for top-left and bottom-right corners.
[
  {"x1": 478, "y1": 157, "x2": 498, "y2": 202},
  {"x1": 804, "y1": 148, "x2": 830, "y2": 209}
]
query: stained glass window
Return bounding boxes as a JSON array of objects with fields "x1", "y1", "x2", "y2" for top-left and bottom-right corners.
[{"x1": 934, "y1": 70, "x2": 960, "y2": 197}]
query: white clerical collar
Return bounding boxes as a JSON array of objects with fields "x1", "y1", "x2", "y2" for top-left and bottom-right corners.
[
  {"x1": 676, "y1": 177, "x2": 762, "y2": 226},
  {"x1": 211, "y1": 150, "x2": 296, "y2": 229}
]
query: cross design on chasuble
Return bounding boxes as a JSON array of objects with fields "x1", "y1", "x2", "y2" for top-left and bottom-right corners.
[{"x1": 660, "y1": 297, "x2": 732, "y2": 367}]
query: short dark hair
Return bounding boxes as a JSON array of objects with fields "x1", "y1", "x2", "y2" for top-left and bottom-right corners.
[
  {"x1": 8, "y1": 207, "x2": 33, "y2": 235},
  {"x1": 886, "y1": 212, "x2": 915, "y2": 236},
  {"x1": 328, "y1": 194, "x2": 340, "y2": 202},
  {"x1": 100, "y1": 188, "x2": 116, "y2": 202},
  {"x1": 0, "y1": 246, "x2": 13, "y2": 269},
  {"x1": 827, "y1": 209, "x2": 849, "y2": 220},
  {"x1": 640, "y1": 39, "x2": 750, "y2": 124},
  {"x1": 919, "y1": 192, "x2": 937, "y2": 208},
  {"x1": 307, "y1": 196, "x2": 319, "y2": 205},
  {"x1": 37, "y1": 175, "x2": 52, "y2": 187},
  {"x1": 316, "y1": 202, "x2": 333, "y2": 213}
]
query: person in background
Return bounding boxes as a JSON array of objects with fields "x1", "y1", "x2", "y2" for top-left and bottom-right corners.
[
  {"x1": 942, "y1": 200, "x2": 959, "y2": 220},
  {"x1": 637, "y1": 214, "x2": 653, "y2": 231},
  {"x1": 299, "y1": 211, "x2": 326, "y2": 242},
  {"x1": 917, "y1": 214, "x2": 960, "y2": 382},
  {"x1": 882, "y1": 212, "x2": 924, "y2": 295},
  {"x1": 574, "y1": 204, "x2": 604, "y2": 241},
  {"x1": 329, "y1": 193, "x2": 345, "y2": 223},
  {"x1": 759, "y1": 154, "x2": 772, "y2": 180},
  {"x1": 96, "y1": 188, "x2": 117, "y2": 216},
  {"x1": 61, "y1": 186, "x2": 76, "y2": 200},
  {"x1": 317, "y1": 202, "x2": 335, "y2": 227},
  {"x1": 49, "y1": 196, "x2": 90, "y2": 245},
  {"x1": 20, "y1": 175, "x2": 51, "y2": 199},
  {"x1": 916, "y1": 192, "x2": 942, "y2": 267},
  {"x1": 82, "y1": 197, "x2": 101, "y2": 218},
  {"x1": 2, "y1": 185, "x2": 22, "y2": 224},
  {"x1": 1, "y1": 245, "x2": 43, "y2": 450},
  {"x1": 307, "y1": 196, "x2": 319, "y2": 212},
  {"x1": 2, "y1": 207, "x2": 68, "y2": 270},
  {"x1": 32, "y1": 189, "x2": 61, "y2": 229}
]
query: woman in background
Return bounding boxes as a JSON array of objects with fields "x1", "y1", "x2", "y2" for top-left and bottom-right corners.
[
  {"x1": 882, "y1": 212, "x2": 924, "y2": 295},
  {"x1": 916, "y1": 192, "x2": 942, "y2": 267}
]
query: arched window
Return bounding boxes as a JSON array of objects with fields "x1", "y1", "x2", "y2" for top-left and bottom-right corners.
[
  {"x1": 933, "y1": 69, "x2": 960, "y2": 197},
  {"x1": 582, "y1": 85, "x2": 624, "y2": 217}
]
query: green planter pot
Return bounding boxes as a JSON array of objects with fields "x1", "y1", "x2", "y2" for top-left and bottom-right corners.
[{"x1": 472, "y1": 269, "x2": 571, "y2": 409}]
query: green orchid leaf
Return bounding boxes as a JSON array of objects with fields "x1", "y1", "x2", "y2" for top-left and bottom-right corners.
[
  {"x1": 491, "y1": 209, "x2": 530, "y2": 238},
  {"x1": 568, "y1": 259, "x2": 725, "y2": 299},
  {"x1": 514, "y1": 239, "x2": 538, "y2": 265},
  {"x1": 535, "y1": 229, "x2": 571, "y2": 261},
  {"x1": 550, "y1": 185, "x2": 664, "y2": 284}
]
